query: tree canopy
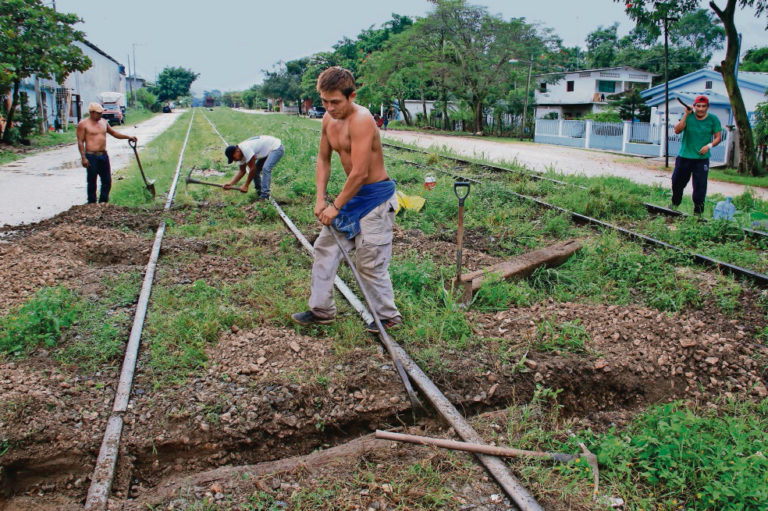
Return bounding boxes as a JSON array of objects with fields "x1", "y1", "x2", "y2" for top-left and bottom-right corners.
[
  {"x1": 0, "y1": 0, "x2": 91, "y2": 141},
  {"x1": 152, "y1": 66, "x2": 199, "y2": 102}
]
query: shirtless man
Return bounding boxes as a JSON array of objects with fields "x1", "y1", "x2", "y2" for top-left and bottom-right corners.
[
  {"x1": 76, "y1": 102, "x2": 137, "y2": 203},
  {"x1": 291, "y1": 67, "x2": 402, "y2": 333}
]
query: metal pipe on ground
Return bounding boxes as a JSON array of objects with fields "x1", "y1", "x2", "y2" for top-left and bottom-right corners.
[{"x1": 84, "y1": 109, "x2": 196, "y2": 511}]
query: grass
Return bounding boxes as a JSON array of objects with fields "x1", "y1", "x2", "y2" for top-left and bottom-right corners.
[
  {"x1": 494, "y1": 391, "x2": 768, "y2": 510},
  {"x1": 709, "y1": 166, "x2": 768, "y2": 188}
]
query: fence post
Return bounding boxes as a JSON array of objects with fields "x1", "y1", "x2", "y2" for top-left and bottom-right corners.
[
  {"x1": 622, "y1": 121, "x2": 631, "y2": 153},
  {"x1": 660, "y1": 128, "x2": 666, "y2": 158},
  {"x1": 558, "y1": 119, "x2": 563, "y2": 137},
  {"x1": 584, "y1": 120, "x2": 592, "y2": 149}
]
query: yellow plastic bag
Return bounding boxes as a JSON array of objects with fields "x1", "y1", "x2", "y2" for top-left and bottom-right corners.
[{"x1": 395, "y1": 190, "x2": 426, "y2": 213}]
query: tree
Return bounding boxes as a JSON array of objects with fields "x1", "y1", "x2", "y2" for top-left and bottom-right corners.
[
  {"x1": 135, "y1": 88, "x2": 158, "y2": 111},
  {"x1": 608, "y1": 88, "x2": 651, "y2": 121},
  {"x1": 741, "y1": 46, "x2": 768, "y2": 71},
  {"x1": 151, "y1": 66, "x2": 199, "y2": 102},
  {"x1": 616, "y1": 0, "x2": 768, "y2": 175},
  {"x1": 261, "y1": 58, "x2": 308, "y2": 113},
  {"x1": 586, "y1": 24, "x2": 620, "y2": 68},
  {"x1": 0, "y1": 0, "x2": 91, "y2": 142}
]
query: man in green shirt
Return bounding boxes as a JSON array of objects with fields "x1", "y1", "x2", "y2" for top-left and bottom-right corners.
[{"x1": 670, "y1": 95, "x2": 722, "y2": 215}]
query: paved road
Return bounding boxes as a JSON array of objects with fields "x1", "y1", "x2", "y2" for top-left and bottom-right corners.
[
  {"x1": 0, "y1": 112, "x2": 183, "y2": 227},
  {"x1": 381, "y1": 130, "x2": 768, "y2": 201}
]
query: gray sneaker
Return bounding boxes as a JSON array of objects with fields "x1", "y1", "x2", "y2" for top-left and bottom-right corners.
[{"x1": 291, "y1": 310, "x2": 334, "y2": 325}]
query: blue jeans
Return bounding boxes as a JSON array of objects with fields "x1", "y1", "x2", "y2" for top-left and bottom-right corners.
[
  {"x1": 671, "y1": 156, "x2": 709, "y2": 214},
  {"x1": 85, "y1": 153, "x2": 111, "y2": 203},
  {"x1": 252, "y1": 144, "x2": 284, "y2": 199}
]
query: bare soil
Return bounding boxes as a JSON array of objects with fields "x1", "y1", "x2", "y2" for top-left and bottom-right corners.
[{"x1": 1, "y1": 203, "x2": 766, "y2": 510}]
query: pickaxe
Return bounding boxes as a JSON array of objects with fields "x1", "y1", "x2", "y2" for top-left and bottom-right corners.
[
  {"x1": 375, "y1": 429, "x2": 600, "y2": 498},
  {"x1": 185, "y1": 168, "x2": 243, "y2": 192}
]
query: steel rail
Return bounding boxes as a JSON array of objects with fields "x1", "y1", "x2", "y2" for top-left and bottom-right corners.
[
  {"x1": 381, "y1": 140, "x2": 768, "y2": 241},
  {"x1": 85, "y1": 109, "x2": 196, "y2": 510}
]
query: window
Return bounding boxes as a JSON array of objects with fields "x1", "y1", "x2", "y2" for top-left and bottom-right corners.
[
  {"x1": 705, "y1": 80, "x2": 713, "y2": 90},
  {"x1": 597, "y1": 80, "x2": 616, "y2": 93},
  {"x1": 539, "y1": 82, "x2": 547, "y2": 92},
  {"x1": 566, "y1": 81, "x2": 574, "y2": 92}
]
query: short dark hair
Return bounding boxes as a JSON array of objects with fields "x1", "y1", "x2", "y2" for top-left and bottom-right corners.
[
  {"x1": 316, "y1": 67, "x2": 356, "y2": 98},
  {"x1": 225, "y1": 145, "x2": 238, "y2": 164}
]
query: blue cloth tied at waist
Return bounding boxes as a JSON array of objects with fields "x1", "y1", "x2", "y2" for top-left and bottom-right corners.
[{"x1": 332, "y1": 180, "x2": 396, "y2": 239}]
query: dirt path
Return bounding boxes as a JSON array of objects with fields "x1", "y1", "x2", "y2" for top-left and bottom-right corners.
[
  {"x1": 0, "y1": 111, "x2": 183, "y2": 227},
  {"x1": 382, "y1": 130, "x2": 768, "y2": 201}
]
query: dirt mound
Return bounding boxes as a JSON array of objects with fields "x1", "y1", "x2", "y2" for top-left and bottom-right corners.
[
  {"x1": 473, "y1": 301, "x2": 767, "y2": 425},
  {"x1": 0, "y1": 223, "x2": 151, "y2": 311},
  {"x1": 394, "y1": 226, "x2": 504, "y2": 272},
  {"x1": 0, "y1": 203, "x2": 159, "y2": 235}
]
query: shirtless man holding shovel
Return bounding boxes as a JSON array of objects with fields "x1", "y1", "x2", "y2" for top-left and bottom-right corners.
[
  {"x1": 76, "y1": 102, "x2": 137, "y2": 203},
  {"x1": 291, "y1": 67, "x2": 402, "y2": 333}
]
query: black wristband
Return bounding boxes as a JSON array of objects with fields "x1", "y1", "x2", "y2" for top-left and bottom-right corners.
[{"x1": 331, "y1": 202, "x2": 340, "y2": 211}]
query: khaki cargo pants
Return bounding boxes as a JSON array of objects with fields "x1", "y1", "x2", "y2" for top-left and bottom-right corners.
[{"x1": 309, "y1": 194, "x2": 401, "y2": 321}]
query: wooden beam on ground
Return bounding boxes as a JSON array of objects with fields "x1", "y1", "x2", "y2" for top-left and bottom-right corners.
[{"x1": 462, "y1": 239, "x2": 581, "y2": 292}]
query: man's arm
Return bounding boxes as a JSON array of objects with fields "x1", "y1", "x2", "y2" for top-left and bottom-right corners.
[
  {"x1": 106, "y1": 123, "x2": 137, "y2": 143},
  {"x1": 76, "y1": 122, "x2": 89, "y2": 168},
  {"x1": 318, "y1": 113, "x2": 373, "y2": 225},
  {"x1": 674, "y1": 109, "x2": 691, "y2": 134},
  {"x1": 224, "y1": 164, "x2": 247, "y2": 190},
  {"x1": 315, "y1": 119, "x2": 333, "y2": 220},
  {"x1": 239, "y1": 158, "x2": 257, "y2": 192},
  {"x1": 699, "y1": 129, "x2": 723, "y2": 156}
]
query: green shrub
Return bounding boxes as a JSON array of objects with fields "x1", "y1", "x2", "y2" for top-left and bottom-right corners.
[
  {"x1": 0, "y1": 286, "x2": 82, "y2": 356},
  {"x1": 594, "y1": 400, "x2": 768, "y2": 510}
]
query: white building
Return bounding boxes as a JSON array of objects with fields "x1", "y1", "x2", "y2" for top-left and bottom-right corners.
[
  {"x1": 534, "y1": 66, "x2": 656, "y2": 120},
  {"x1": 640, "y1": 68, "x2": 768, "y2": 130},
  {"x1": 61, "y1": 40, "x2": 126, "y2": 123}
]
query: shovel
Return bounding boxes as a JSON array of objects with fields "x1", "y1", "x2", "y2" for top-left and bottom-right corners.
[
  {"x1": 453, "y1": 182, "x2": 472, "y2": 302},
  {"x1": 128, "y1": 139, "x2": 156, "y2": 198}
]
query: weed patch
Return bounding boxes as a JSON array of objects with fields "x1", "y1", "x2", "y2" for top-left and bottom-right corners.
[{"x1": 0, "y1": 286, "x2": 81, "y2": 356}]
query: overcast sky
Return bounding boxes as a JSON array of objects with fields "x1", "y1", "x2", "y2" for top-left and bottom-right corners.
[{"x1": 55, "y1": 0, "x2": 766, "y2": 95}]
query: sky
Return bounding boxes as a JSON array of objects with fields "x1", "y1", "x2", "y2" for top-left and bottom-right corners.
[{"x1": 55, "y1": 0, "x2": 766, "y2": 96}]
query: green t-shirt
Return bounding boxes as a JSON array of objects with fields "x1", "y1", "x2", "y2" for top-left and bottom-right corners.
[{"x1": 679, "y1": 113, "x2": 722, "y2": 160}]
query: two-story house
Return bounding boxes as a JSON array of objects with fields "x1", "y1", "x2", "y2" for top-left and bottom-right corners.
[{"x1": 534, "y1": 66, "x2": 656, "y2": 120}]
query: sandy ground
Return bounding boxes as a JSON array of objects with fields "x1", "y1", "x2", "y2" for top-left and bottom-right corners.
[
  {"x1": 0, "y1": 111, "x2": 183, "y2": 227},
  {"x1": 381, "y1": 130, "x2": 768, "y2": 201}
]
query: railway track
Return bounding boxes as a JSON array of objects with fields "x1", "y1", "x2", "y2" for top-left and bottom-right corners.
[
  {"x1": 376, "y1": 139, "x2": 768, "y2": 288},
  {"x1": 80, "y1": 110, "x2": 546, "y2": 510}
]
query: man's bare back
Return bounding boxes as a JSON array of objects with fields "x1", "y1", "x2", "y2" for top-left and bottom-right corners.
[{"x1": 322, "y1": 103, "x2": 388, "y2": 185}]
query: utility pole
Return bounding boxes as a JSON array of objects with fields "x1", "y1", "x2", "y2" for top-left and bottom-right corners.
[
  {"x1": 521, "y1": 57, "x2": 533, "y2": 141},
  {"x1": 663, "y1": 14, "x2": 670, "y2": 169},
  {"x1": 127, "y1": 53, "x2": 134, "y2": 107}
]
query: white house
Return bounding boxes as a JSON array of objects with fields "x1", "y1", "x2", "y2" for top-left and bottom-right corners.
[
  {"x1": 534, "y1": 66, "x2": 656, "y2": 120},
  {"x1": 640, "y1": 68, "x2": 768, "y2": 131}
]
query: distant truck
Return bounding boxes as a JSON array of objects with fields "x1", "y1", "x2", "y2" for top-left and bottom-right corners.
[{"x1": 98, "y1": 92, "x2": 125, "y2": 125}]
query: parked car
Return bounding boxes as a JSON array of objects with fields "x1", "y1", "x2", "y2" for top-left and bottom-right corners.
[
  {"x1": 308, "y1": 106, "x2": 326, "y2": 118},
  {"x1": 101, "y1": 103, "x2": 123, "y2": 125},
  {"x1": 162, "y1": 105, "x2": 172, "y2": 113}
]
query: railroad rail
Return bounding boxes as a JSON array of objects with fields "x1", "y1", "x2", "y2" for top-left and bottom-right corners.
[
  {"x1": 85, "y1": 110, "x2": 196, "y2": 510},
  {"x1": 381, "y1": 140, "x2": 768, "y2": 241}
]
